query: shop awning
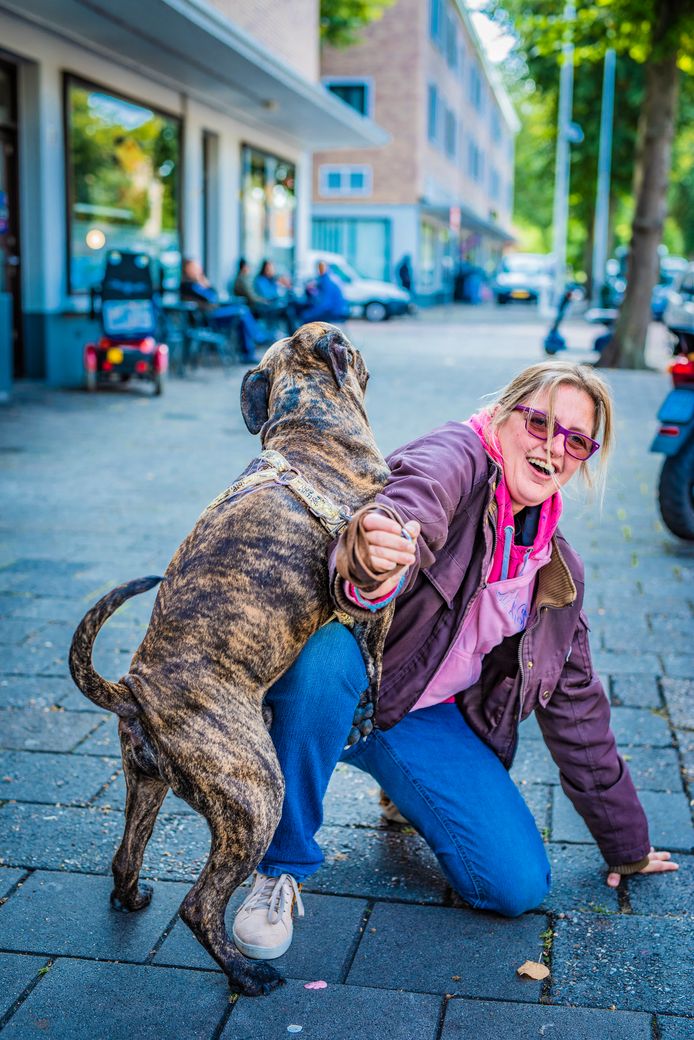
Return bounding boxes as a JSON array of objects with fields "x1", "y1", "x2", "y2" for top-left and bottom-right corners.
[
  {"x1": 2, "y1": 0, "x2": 388, "y2": 149},
  {"x1": 421, "y1": 201, "x2": 515, "y2": 244}
]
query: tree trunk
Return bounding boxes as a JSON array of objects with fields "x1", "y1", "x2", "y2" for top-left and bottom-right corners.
[{"x1": 597, "y1": 47, "x2": 679, "y2": 369}]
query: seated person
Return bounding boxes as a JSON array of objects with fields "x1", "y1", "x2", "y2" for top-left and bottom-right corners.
[
  {"x1": 180, "y1": 258, "x2": 262, "y2": 361},
  {"x1": 251, "y1": 259, "x2": 300, "y2": 335},
  {"x1": 232, "y1": 258, "x2": 266, "y2": 312},
  {"x1": 299, "y1": 260, "x2": 350, "y2": 324}
]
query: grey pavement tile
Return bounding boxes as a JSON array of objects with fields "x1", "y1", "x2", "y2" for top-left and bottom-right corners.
[
  {"x1": 0, "y1": 596, "x2": 83, "y2": 623},
  {"x1": 518, "y1": 711, "x2": 543, "y2": 741},
  {"x1": 348, "y1": 902, "x2": 547, "y2": 1001},
  {"x1": 0, "y1": 868, "x2": 27, "y2": 900},
  {"x1": 0, "y1": 803, "x2": 212, "y2": 880},
  {"x1": 552, "y1": 789, "x2": 693, "y2": 851},
  {"x1": 95, "y1": 771, "x2": 198, "y2": 815},
  {"x1": 309, "y1": 825, "x2": 448, "y2": 904},
  {"x1": 322, "y1": 763, "x2": 384, "y2": 828},
  {"x1": 551, "y1": 913, "x2": 694, "y2": 1014},
  {"x1": 516, "y1": 782, "x2": 550, "y2": 832},
  {"x1": 156, "y1": 891, "x2": 366, "y2": 984},
  {"x1": 0, "y1": 751, "x2": 119, "y2": 806},
  {"x1": 226, "y1": 978, "x2": 442, "y2": 1040},
  {"x1": 0, "y1": 958, "x2": 230, "y2": 1040},
  {"x1": 620, "y1": 747, "x2": 683, "y2": 791},
  {"x1": 592, "y1": 652, "x2": 661, "y2": 676},
  {"x1": 610, "y1": 674, "x2": 661, "y2": 709},
  {"x1": 440, "y1": 997, "x2": 652, "y2": 1039},
  {"x1": 71, "y1": 717, "x2": 121, "y2": 756},
  {"x1": 0, "y1": 641, "x2": 68, "y2": 676},
  {"x1": 511, "y1": 740, "x2": 558, "y2": 785},
  {"x1": 0, "y1": 953, "x2": 49, "y2": 1019},
  {"x1": 0, "y1": 708, "x2": 105, "y2": 753},
  {"x1": 595, "y1": 619, "x2": 651, "y2": 652},
  {"x1": 0, "y1": 676, "x2": 76, "y2": 711},
  {"x1": 0, "y1": 619, "x2": 48, "y2": 646},
  {"x1": 610, "y1": 706, "x2": 673, "y2": 748},
  {"x1": 662, "y1": 656, "x2": 694, "y2": 680},
  {"x1": 540, "y1": 844, "x2": 620, "y2": 914},
  {"x1": 0, "y1": 870, "x2": 188, "y2": 961},
  {"x1": 628, "y1": 853, "x2": 693, "y2": 917},
  {"x1": 661, "y1": 678, "x2": 694, "y2": 731},
  {"x1": 657, "y1": 1017, "x2": 694, "y2": 1039}
]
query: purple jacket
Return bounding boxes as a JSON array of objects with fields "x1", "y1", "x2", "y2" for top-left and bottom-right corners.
[{"x1": 332, "y1": 422, "x2": 650, "y2": 868}]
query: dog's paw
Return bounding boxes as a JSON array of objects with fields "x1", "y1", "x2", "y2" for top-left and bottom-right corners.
[
  {"x1": 228, "y1": 960, "x2": 285, "y2": 997},
  {"x1": 110, "y1": 882, "x2": 153, "y2": 913}
]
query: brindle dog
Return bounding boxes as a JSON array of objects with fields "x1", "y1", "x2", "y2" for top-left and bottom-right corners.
[{"x1": 69, "y1": 323, "x2": 394, "y2": 996}]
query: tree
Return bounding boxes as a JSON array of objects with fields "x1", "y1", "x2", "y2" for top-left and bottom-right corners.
[
  {"x1": 485, "y1": 0, "x2": 694, "y2": 369},
  {"x1": 319, "y1": 0, "x2": 397, "y2": 48}
]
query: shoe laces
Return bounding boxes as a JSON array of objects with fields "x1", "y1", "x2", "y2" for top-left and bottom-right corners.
[{"x1": 245, "y1": 872, "x2": 305, "y2": 925}]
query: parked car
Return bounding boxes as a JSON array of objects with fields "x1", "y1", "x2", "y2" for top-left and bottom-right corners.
[
  {"x1": 301, "y1": 251, "x2": 412, "y2": 322},
  {"x1": 603, "y1": 249, "x2": 688, "y2": 320},
  {"x1": 652, "y1": 255, "x2": 689, "y2": 321},
  {"x1": 664, "y1": 261, "x2": 694, "y2": 352},
  {"x1": 492, "y1": 253, "x2": 554, "y2": 305}
]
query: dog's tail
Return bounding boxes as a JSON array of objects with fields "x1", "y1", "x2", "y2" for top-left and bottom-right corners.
[{"x1": 69, "y1": 576, "x2": 163, "y2": 717}]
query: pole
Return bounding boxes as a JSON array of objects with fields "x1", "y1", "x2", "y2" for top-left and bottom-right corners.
[
  {"x1": 551, "y1": 3, "x2": 575, "y2": 308},
  {"x1": 591, "y1": 49, "x2": 616, "y2": 308}
]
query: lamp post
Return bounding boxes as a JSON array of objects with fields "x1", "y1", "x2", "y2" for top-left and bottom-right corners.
[
  {"x1": 591, "y1": 49, "x2": 616, "y2": 308},
  {"x1": 551, "y1": 3, "x2": 576, "y2": 308}
]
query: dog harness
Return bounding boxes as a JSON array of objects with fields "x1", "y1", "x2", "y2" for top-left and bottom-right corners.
[{"x1": 207, "y1": 448, "x2": 353, "y2": 537}]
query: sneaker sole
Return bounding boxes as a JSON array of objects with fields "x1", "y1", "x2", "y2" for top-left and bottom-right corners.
[{"x1": 232, "y1": 927, "x2": 293, "y2": 961}]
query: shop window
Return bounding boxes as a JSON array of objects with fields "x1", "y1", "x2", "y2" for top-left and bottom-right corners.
[
  {"x1": 427, "y1": 84, "x2": 439, "y2": 144},
  {"x1": 240, "y1": 145, "x2": 296, "y2": 275},
  {"x1": 66, "y1": 77, "x2": 181, "y2": 294},
  {"x1": 445, "y1": 109, "x2": 457, "y2": 160},
  {"x1": 319, "y1": 165, "x2": 372, "y2": 198},
  {"x1": 324, "y1": 80, "x2": 371, "y2": 118}
]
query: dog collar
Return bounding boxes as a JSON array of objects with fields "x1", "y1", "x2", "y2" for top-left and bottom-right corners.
[{"x1": 206, "y1": 448, "x2": 352, "y2": 538}]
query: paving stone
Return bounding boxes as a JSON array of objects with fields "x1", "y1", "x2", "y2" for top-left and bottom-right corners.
[
  {"x1": 0, "y1": 708, "x2": 104, "y2": 752},
  {"x1": 551, "y1": 913, "x2": 694, "y2": 1014},
  {"x1": 0, "y1": 804, "x2": 211, "y2": 880},
  {"x1": 0, "y1": 953, "x2": 49, "y2": 1019},
  {"x1": 157, "y1": 891, "x2": 366, "y2": 984},
  {"x1": 592, "y1": 652, "x2": 661, "y2": 676},
  {"x1": 540, "y1": 844, "x2": 620, "y2": 913},
  {"x1": 0, "y1": 870, "x2": 188, "y2": 961},
  {"x1": 518, "y1": 711, "x2": 543, "y2": 741},
  {"x1": 511, "y1": 740, "x2": 558, "y2": 785},
  {"x1": 71, "y1": 717, "x2": 121, "y2": 755},
  {"x1": 610, "y1": 706, "x2": 672, "y2": 747},
  {"x1": 440, "y1": 997, "x2": 652, "y2": 1039},
  {"x1": 348, "y1": 902, "x2": 547, "y2": 1000},
  {"x1": 661, "y1": 678, "x2": 694, "y2": 731},
  {"x1": 0, "y1": 867, "x2": 26, "y2": 900},
  {"x1": 0, "y1": 641, "x2": 68, "y2": 676},
  {"x1": 661, "y1": 656, "x2": 694, "y2": 680},
  {"x1": 0, "y1": 958, "x2": 230, "y2": 1040},
  {"x1": 94, "y1": 771, "x2": 198, "y2": 815},
  {"x1": 0, "y1": 675, "x2": 76, "y2": 711},
  {"x1": 0, "y1": 751, "x2": 119, "y2": 805},
  {"x1": 657, "y1": 1017, "x2": 694, "y2": 1039},
  {"x1": 628, "y1": 853, "x2": 693, "y2": 917},
  {"x1": 1, "y1": 595, "x2": 87, "y2": 623},
  {"x1": 309, "y1": 825, "x2": 448, "y2": 904},
  {"x1": 610, "y1": 674, "x2": 661, "y2": 709},
  {"x1": 515, "y1": 782, "x2": 550, "y2": 832},
  {"x1": 226, "y1": 978, "x2": 442, "y2": 1040},
  {"x1": 552, "y1": 789, "x2": 693, "y2": 850},
  {"x1": 0, "y1": 619, "x2": 47, "y2": 646},
  {"x1": 620, "y1": 747, "x2": 682, "y2": 791},
  {"x1": 595, "y1": 618, "x2": 651, "y2": 652},
  {"x1": 322, "y1": 763, "x2": 384, "y2": 828}
]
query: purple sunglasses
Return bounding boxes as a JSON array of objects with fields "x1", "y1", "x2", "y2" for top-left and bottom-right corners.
[{"x1": 514, "y1": 406, "x2": 600, "y2": 461}]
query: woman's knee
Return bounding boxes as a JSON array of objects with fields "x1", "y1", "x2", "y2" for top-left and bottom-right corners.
[
  {"x1": 480, "y1": 856, "x2": 551, "y2": 918},
  {"x1": 271, "y1": 622, "x2": 367, "y2": 710}
]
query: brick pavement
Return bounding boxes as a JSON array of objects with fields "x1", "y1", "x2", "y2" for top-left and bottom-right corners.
[{"x1": 0, "y1": 308, "x2": 692, "y2": 1038}]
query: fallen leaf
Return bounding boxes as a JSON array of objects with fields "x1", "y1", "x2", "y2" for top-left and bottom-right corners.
[
  {"x1": 304, "y1": 980, "x2": 327, "y2": 990},
  {"x1": 451, "y1": 975, "x2": 461, "y2": 981},
  {"x1": 517, "y1": 960, "x2": 549, "y2": 980}
]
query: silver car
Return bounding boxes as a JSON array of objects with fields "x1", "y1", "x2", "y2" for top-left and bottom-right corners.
[{"x1": 664, "y1": 261, "x2": 694, "y2": 352}]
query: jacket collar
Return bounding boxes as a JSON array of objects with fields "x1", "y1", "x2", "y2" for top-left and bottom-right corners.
[{"x1": 535, "y1": 537, "x2": 577, "y2": 608}]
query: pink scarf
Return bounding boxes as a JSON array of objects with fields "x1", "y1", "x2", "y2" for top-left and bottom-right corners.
[{"x1": 466, "y1": 411, "x2": 562, "y2": 582}]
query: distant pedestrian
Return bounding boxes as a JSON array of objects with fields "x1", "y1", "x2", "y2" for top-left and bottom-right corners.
[
  {"x1": 298, "y1": 260, "x2": 349, "y2": 324},
  {"x1": 232, "y1": 360, "x2": 678, "y2": 961},
  {"x1": 396, "y1": 254, "x2": 413, "y2": 293}
]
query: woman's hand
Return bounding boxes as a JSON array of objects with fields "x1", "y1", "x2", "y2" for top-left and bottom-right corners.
[
  {"x1": 606, "y1": 848, "x2": 679, "y2": 888},
  {"x1": 357, "y1": 514, "x2": 420, "y2": 600}
]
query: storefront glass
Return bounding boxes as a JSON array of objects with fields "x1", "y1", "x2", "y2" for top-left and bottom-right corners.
[
  {"x1": 66, "y1": 78, "x2": 181, "y2": 293},
  {"x1": 240, "y1": 145, "x2": 296, "y2": 277}
]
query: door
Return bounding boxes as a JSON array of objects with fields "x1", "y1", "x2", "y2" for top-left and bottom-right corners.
[{"x1": 0, "y1": 60, "x2": 22, "y2": 376}]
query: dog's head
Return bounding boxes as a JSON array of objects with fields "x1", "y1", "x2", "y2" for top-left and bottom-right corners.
[{"x1": 240, "y1": 322, "x2": 370, "y2": 437}]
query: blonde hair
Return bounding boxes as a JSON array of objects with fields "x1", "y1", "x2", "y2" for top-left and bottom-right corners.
[{"x1": 485, "y1": 360, "x2": 614, "y2": 500}]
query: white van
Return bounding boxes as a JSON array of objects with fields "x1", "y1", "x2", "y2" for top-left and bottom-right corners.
[{"x1": 301, "y1": 250, "x2": 412, "y2": 322}]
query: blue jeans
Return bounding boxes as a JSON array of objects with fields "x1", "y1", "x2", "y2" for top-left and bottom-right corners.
[{"x1": 259, "y1": 622, "x2": 551, "y2": 917}]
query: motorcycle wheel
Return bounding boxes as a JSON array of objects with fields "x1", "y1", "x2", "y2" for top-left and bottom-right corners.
[{"x1": 658, "y1": 439, "x2": 694, "y2": 540}]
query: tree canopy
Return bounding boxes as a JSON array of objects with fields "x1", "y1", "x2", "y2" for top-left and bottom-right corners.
[{"x1": 319, "y1": 0, "x2": 396, "y2": 48}]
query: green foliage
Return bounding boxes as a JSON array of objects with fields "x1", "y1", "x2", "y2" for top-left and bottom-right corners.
[{"x1": 320, "y1": 0, "x2": 397, "y2": 47}]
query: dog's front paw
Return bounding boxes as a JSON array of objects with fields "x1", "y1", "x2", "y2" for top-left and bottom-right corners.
[
  {"x1": 110, "y1": 882, "x2": 153, "y2": 913},
  {"x1": 228, "y1": 959, "x2": 285, "y2": 997}
]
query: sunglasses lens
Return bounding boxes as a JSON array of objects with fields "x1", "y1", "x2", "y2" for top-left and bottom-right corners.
[
  {"x1": 526, "y1": 412, "x2": 548, "y2": 437},
  {"x1": 566, "y1": 434, "x2": 592, "y2": 459}
]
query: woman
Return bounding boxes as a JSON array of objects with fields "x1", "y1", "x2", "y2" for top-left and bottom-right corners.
[{"x1": 232, "y1": 361, "x2": 678, "y2": 961}]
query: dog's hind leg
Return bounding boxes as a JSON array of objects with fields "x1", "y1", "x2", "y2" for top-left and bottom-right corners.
[{"x1": 110, "y1": 721, "x2": 168, "y2": 913}]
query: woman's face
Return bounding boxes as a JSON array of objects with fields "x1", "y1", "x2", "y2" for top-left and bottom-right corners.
[{"x1": 495, "y1": 384, "x2": 596, "y2": 514}]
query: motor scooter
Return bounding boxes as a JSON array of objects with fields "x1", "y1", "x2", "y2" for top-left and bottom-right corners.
[
  {"x1": 650, "y1": 352, "x2": 694, "y2": 540},
  {"x1": 543, "y1": 286, "x2": 583, "y2": 354}
]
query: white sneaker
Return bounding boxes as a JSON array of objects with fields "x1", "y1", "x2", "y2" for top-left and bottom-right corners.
[{"x1": 232, "y1": 872, "x2": 304, "y2": 960}]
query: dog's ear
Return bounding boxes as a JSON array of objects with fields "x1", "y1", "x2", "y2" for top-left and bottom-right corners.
[
  {"x1": 314, "y1": 328, "x2": 352, "y2": 388},
  {"x1": 240, "y1": 369, "x2": 270, "y2": 434}
]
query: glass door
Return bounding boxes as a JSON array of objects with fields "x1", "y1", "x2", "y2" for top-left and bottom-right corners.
[{"x1": 0, "y1": 59, "x2": 22, "y2": 375}]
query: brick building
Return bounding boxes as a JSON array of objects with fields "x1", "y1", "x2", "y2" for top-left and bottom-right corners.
[{"x1": 313, "y1": 0, "x2": 518, "y2": 303}]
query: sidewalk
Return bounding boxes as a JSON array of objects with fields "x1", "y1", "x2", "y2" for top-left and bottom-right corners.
[{"x1": 0, "y1": 311, "x2": 692, "y2": 1039}]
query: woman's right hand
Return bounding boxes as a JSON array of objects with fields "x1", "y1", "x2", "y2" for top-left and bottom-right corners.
[{"x1": 356, "y1": 514, "x2": 420, "y2": 600}]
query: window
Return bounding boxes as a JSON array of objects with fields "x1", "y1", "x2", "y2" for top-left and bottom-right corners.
[
  {"x1": 430, "y1": 0, "x2": 443, "y2": 45},
  {"x1": 240, "y1": 145, "x2": 296, "y2": 274},
  {"x1": 445, "y1": 12, "x2": 458, "y2": 69},
  {"x1": 319, "y1": 164, "x2": 372, "y2": 198},
  {"x1": 427, "y1": 84, "x2": 439, "y2": 144},
  {"x1": 325, "y1": 80, "x2": 371, "y2": 117},
  {"x1": 445, "y1": 108, "x2": 457, "y2": 160},
  {"x1": 467, "y1": 137, "x2": 484, "y2": 183},
  {"x1": 469, "y1": 65, "x2": 483, "y2": 112},
  {"x1": 65, "y1": 77, "x2": 181, "y2": 294},
  {"x1": 491, "y1": 108, "x2": 501, "y2": 144},
  {"x1": 312, "y1": 217, "x2": 391, "y2": 281},
  {"x1": 490, "y1": 166, "x2": 500, "y2": 200}
]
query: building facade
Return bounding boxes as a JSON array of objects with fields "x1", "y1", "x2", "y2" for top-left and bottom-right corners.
[
  {"x1": 0, "y1": 0, "x2": 384, "y2": 394},
  {"x1": 313, "y1": 0, "x2": 518, "y2": 302}
]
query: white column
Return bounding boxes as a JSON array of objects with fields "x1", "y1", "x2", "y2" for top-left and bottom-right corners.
[{"x1": 217, "y1": 133, "x2": 240, "y2": 290}]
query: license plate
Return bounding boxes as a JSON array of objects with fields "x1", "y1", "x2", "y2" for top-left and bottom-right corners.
[
  {"x1": 511, "y1": 290, "x2": 530, "y2": 299},
  {"x1": 106, "y1": 347, "x2": 124, "y2": 364}
]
